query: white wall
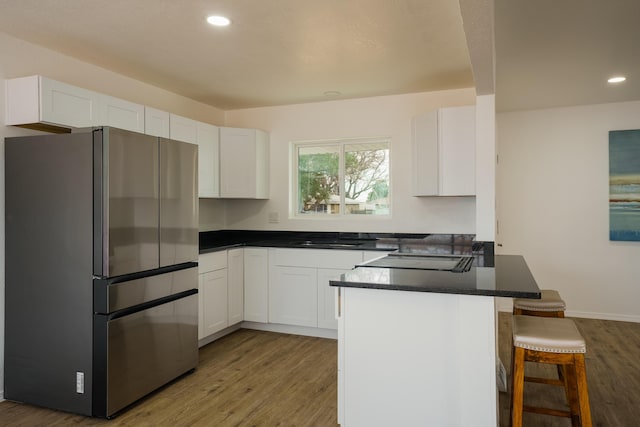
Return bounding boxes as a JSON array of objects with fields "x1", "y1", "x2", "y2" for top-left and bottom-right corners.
[
  {"x1": 475, "y1": 95, "x2": 496, "y2": 241},
  {"x1": 0, "y1": 31, "x2": 227, "y2": 400},
  {"x1": 496, "y1": 100, "x2": 640, "y2": 322},
  {"x1": 223, "y1": 89, "x2": 478, "y2": 233}
]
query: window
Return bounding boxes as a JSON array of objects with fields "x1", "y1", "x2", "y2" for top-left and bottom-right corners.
[{"x1": 293, "y1": 138, "x2": 390, "y2": 216}]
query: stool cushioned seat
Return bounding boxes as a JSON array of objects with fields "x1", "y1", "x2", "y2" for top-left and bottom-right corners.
[
  {"x1": 513, "y1": 315, "x2": 586, "y2": 353},
  {"x1": 514, "y1": 289, "x2": 566, "y2": 312}
]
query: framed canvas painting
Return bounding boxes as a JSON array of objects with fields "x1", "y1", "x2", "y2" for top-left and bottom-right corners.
[{"x1": 609, "y1": 129, "x2": 640, "y2": 241}]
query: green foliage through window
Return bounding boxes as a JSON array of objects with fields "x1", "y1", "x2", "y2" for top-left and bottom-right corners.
[{"x1": 294, "y1": 139, "x2": 390, "y2": 216}]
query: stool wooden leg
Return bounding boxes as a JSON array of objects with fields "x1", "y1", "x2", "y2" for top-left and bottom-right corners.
[
  {"x1": 563, "y1": 361, "x2": 581, "y2": 426},
  {"x1": 574, "y1": 354, "x2": 593, "y2": 427},
  {"x1": 510, "y1": 347, "x2": 526, "y2": 427}
]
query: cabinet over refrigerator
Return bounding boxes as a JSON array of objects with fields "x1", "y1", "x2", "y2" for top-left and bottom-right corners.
[{"x1": 5, "y1": 127, "x2": 199, "y2": 417}]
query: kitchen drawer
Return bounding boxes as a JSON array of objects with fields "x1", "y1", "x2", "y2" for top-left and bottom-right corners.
[
  {"x1": 270, "y1": 248, "x2": 363, "y2": 270},
  {"x1": 199, "y1": 250, "x2": 227, "y2": 273}
]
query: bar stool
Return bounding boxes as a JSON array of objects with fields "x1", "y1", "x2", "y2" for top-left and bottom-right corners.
[
  {"x1": 513, "y1": 289, "x2": 566, "y2": 318},
  {"x1": 513, "y1": 289, "x2": 567, "y2": 387},
  {"x1": 510, "y1": 315, "x2": 592, "y2": 427}
]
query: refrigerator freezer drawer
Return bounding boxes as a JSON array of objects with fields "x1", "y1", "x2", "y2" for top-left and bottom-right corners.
[
  {"x1": 93, "y1": 292, "x2": 198, "y2": 417},
  {"x1": 94, "y1": 264, "x2": 197, "y2": 314}
]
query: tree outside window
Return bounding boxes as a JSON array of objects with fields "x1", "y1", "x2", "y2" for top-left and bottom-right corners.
[{"x1": 295, "y1": 139, "x2": 390, "y2": 216}]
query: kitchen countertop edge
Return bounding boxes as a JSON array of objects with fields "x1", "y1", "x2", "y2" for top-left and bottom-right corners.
[{"x1": 330, "y1": 254, "x2": 540, "y2": 299}]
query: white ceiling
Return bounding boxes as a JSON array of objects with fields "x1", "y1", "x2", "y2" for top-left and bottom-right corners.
[{"x1": 0, "y1": 0, "x2": 638, "y2": 112}]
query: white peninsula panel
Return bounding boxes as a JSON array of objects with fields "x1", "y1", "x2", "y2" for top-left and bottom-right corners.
[{"x1": 338, "y1": 287, "x2": 497, "y2": 426}]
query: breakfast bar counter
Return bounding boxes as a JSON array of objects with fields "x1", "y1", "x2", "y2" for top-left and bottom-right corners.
[{"x1": 330, "y1": 254, "x2": 540, "y2": 427}]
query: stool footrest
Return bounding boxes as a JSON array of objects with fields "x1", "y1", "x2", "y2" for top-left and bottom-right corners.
[
  {"x1": 523, "y1": 405, "x2": 572, "y2": 418},
  {"x1": 525, "y1": 375, "x2": 565, "y2": 387}
]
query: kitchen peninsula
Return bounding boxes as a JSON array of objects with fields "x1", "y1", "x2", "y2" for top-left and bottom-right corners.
[
  {"x1": 330, "y1": 254, "x2": 540, "y2": 427},
  {"x1": 197, "y1": 231, "x2": 539, "y2": 426}
]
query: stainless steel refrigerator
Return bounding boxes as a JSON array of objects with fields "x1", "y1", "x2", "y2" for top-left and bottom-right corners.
[{"x1": 5, "y1": 127, "x2": 199, "y2": 417}]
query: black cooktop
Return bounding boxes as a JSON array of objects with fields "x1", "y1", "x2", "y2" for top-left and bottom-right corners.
[{"x1": 359, "y1": 253, "x2": 474, "y2": 273}]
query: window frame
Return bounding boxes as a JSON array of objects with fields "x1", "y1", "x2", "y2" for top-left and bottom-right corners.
[{"x1": 291, "y1": 136, "x2": 391, "y2": 219}]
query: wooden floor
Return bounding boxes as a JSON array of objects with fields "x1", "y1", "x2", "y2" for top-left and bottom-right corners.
[
  {"x1": 0, "y1": 330, "x2": 338, "y2": 427},
  {"x1": 497, "y1": 313, "x2": 640, "y2": 426},
  {"x1": 1, "y1": 313, "x2": 639, "y2": 426}
]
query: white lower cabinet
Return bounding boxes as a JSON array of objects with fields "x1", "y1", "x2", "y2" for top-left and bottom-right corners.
[
  {"x1": 243, "y1": 248, "x2": 269, "y2": 323},
  {"x1": 317, "y1": 269, "x2": 349, "y2": 329},
  {"x1": 227, "y1": 248, "x2": 244, "y2": 325},
  {"x1": 268, "y1": 248, "x2": 365, "y2": 330},
  {"x1": 199, "y1": 268, "x2": 228, "y2": 339},
  {"x1": 198, "y1": 249, "x2": 244, "y2": 340},
  {"x1": 269, "y1": 266, "x2": 318, "y2": 327},
  {"x1": 199, "y1": 247, "x2": 390, "y2": 341}
]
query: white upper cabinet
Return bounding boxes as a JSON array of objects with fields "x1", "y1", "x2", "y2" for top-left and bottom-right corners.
[
  {"x1": 5, "y1": 75, "x2": 148, "y2": 133},
  {"x1": 6, "y1": 75, "x2": 103, "y2": 129},
  {"x1": 144, "y1": 107, "x2": 170, "y2": 137},
  {"x1": 412, "y1": 105, "x2": 476, "y2": 196},
  {"x1": 101, "y1": 94, "x2": 145, "y2": 133},
  {"x1": 170, "y1": 114, "x2": 220, "y2": 198},
  {"x1": 219, "y1": 127, "x2": 270, "y2": 199},
  {"x1": 195, "y1": 122, "x2": 220, "y2": 198},
  {"x1": 169, "y1": 113, "x2": 198, "y2": 143}
]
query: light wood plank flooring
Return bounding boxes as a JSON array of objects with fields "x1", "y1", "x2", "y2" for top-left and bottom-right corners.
[{"x1": 1, "y1": 314, "x2": 639, "y2": 426}]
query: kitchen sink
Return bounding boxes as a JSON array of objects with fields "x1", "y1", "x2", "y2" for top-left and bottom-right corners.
[{"x1": 293, "y1": 240, "x2": 363, "y2": 249}]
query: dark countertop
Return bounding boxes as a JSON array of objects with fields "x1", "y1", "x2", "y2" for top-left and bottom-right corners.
[
  {"x1": 199, "y1": 230, "x2": 490, "y2": 263},
  {"x1": 330, "y1": 254, "x2": 540, "y2": 299},
  {"x1": 198, "y1": 230, "x2": 535, "y2": 298}
]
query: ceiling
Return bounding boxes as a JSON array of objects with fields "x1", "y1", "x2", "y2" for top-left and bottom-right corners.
[
  {"x1": 495, "y1": 0, "x2": 640, "y2": 112},
  {"x1": 0, "y1": 0, "x2": 638, "y2": 112}
]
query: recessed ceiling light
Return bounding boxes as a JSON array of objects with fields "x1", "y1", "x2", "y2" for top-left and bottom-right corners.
[
  {"x1": 207, "y1": 15, "x2": 230, "y2": 26},
  {"x1": 324, "y1": 91, "x2": 342, "y2": 97},
  {"x1": 608, "y1": 76, "x2": 626, "y2": 83}
]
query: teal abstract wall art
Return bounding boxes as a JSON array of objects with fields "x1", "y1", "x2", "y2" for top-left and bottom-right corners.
[{"x1": 609, "y1": 129, "x2": 640, "y2": 241}]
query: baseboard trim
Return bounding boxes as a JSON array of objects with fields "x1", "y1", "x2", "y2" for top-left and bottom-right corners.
[
  {"x1": 198, "y1": 323, "x2": 243, "y2": 348},
  {"x1": 241, "y1": 321, "x2": 338, "y2": 339},
  {"x1": 563, "y1": 310, "x2": 640, "y2": 323},
  {"x1": 197, "y1": 322, "x2": 338, "y2": 348},
  {"x1": 496, "y1": 298, "x2": 640, "y2": 323}
]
